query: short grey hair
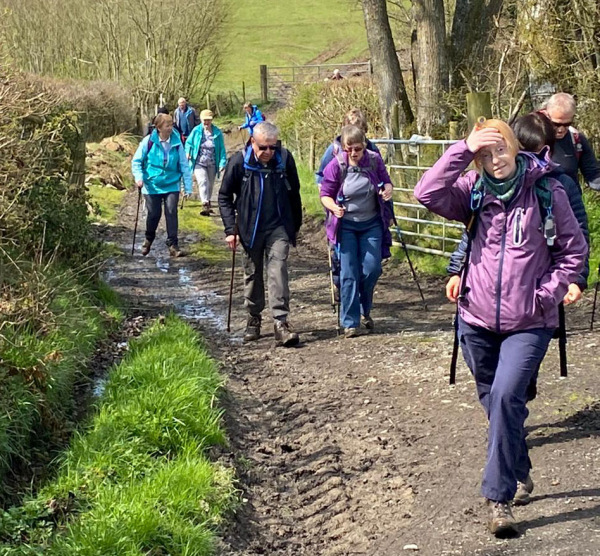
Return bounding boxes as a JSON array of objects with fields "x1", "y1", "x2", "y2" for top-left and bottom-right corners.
[
  {"x1": 340, "y1": 125, "x2": 366, "y2": 148},
  {"x1": 254, "y1": 121, "x2": 278, "y2": 140},
  {"x1": 546, "y1": 93, "x2": 576, "y2": 116}
]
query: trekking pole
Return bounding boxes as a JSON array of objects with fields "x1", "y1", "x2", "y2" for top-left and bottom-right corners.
[
  {"x1": 449, "y1": 309, "x2": 460, "y2": 385},
  {"x1": 326, "y1": 242, "x2": 336, "y2": 314},
  {"x1": 392, "y1": 217, "x2": 427, "y2": 310},
  {"x1": 558, "y1": 302, "x2": 568, "y2": 377},
  {"x1": 226, "y1": 230, "x2": 237, "y2": 333},
  {"x1": 591, "y1": 264, "x2": 600, "y2": 331},
  {"x1": 180, "y1": 192, "x2": 185, "y2": 210},
  {"x1": 131, "y1": 188, "x2": 142, "y2": 256}
]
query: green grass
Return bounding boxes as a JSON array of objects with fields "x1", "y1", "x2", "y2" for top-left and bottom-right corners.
[
  {"x1": 212, "y1": 0, "x2": 368, "y2": 98},
  {"x1": 297, "y1": 162, "x2": 323, "y2": 219},
  {"x1": 0, "y1": 315, "x2": 236, "y2": 554},
  {"x1": 87, "y1": 185, "x2": 126, "y2": 224},
  {"x1": 0, "y1": 270, "x2": 122, "y2": 498},
  {"x1": 178, "y1": 200, "x2": 229, "y2": 264},
  {"x1": 583, "y1": 189, "x2": 600, "y2": 285}
]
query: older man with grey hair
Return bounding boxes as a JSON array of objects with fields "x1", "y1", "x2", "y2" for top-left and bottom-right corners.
[
  {"x1": 219, "y1": 121, "x2": 303, "y2": 346},
  {"x1": 173, "y1": 97, "x2": 199, "y2": 140},
  {"x1": 543, "y1": 92, "x2": 600, "y2": 190}
]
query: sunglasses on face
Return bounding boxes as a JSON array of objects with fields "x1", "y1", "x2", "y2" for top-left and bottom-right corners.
[
  {"x1": 550, "y1": 120, "x2": 573, "y2": 129},
  {"x1": 344, "y1": 146, "x2": 364, "y2": 153},
  {"x1": 256, "y1": 144, "x2": 277, "y2": 152}
]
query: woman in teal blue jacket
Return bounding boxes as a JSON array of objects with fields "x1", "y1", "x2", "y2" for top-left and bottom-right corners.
[
  {"x1": 132, "y1": 114, "x2": 193, "y2": 257},
  {"x1": 184, "y1": 109, "x2": 227, "y2": 215}
]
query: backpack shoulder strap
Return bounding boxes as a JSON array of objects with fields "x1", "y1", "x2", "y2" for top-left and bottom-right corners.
[
  {"x1": 335, "y1": 149, "x2": 348, "y2": 184},
  {"x1": 569, "y1": 127, "x2": 582, "y2": 161}
]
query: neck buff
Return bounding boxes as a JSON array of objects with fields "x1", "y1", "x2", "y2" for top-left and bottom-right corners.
[{"x1": 481, "y1": 155, "x2": 526, "y2": 202}]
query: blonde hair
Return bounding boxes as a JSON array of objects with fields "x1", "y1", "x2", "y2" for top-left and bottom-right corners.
[
  {"x1": 473, "y1": 119, "x2": 519, "y2": 169},
  {"x1": 340, "y1": 125, "x2": 366, "y2": 148},
  {"x1": 343, "y1": 108, "x2": 368, "y2": 134}
]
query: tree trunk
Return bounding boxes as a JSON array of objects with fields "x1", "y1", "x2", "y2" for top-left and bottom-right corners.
[
  {"x1": 450, "y1": 0, "x2": 505, "y2": 89},
  {"x1": 411, "y1": 0, "x2": 448, "y2": 134},
  {"x1": 361, "y1": 0, "x2": 414, "y2": 138}
]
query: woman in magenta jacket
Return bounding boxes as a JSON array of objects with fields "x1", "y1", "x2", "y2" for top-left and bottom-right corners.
[{"x1": 414, "y1": 119, "x2": 586, "y2": 537}]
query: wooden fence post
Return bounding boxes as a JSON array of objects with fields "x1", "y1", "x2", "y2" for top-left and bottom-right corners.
[
  {"x1": 242, "y1": 81, "x2": 246, "y2": 103},
  {"x1": 260, "y1": 65, "x2": 268, "y2": 103},
  {"x1": 309, "y1": 135, "x2": 315, "y2": 172},
  {"x1": 206, "y1": 93, "x2": 211, "y2": 111},
  {"x1": 466, "y1": 92, "x2": 492, "y2": 130},
  {"x1": 294, "y1": 126, "x2": 302, "y2": 162}
]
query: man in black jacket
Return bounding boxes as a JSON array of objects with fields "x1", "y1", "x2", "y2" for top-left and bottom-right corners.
[{"x1": 218, "y1": 122, "x2": 302, "y2": 346}]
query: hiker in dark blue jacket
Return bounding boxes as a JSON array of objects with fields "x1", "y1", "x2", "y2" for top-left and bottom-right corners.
[
  {"x1": 239, "y1": 103, "x2": 264, "y2": 136},
  {"x1": 446, "y1": 111, "x2": 590, "y2": 305},
  {"x1": 316, "y1": 108, "x2": 381, "y2": 186},
  {"x1": 173, "y1": 97, "x2": 199, "y2": 141}
]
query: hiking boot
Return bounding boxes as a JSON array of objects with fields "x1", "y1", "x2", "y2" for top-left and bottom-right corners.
[
  {"x1": 344, "y1": 327, "x2": 359, "y2": 339},
  {"x1": 514, "y1": 475, "x2": 534, "y2": 506},
  {"x1": 274, "y1": 320, "x2": 299, "y2": 347},
  {"x1": 361, "y1": 315, "x2": 374, "y2": 332},
  {"x1": 243, "y1": 315, "x2": 261, "y2": 343},
  {"x1": 141, "y1": 239, "x2": 152, "y2": 256},
  {"x1": 487, "y1": 500, "x2": 518, "y2": 537},
  {"x1": 169, "y1": 245, "x2": 184, "y2": 258},
  {"x1": 200, "y1": 202, "x2": 211, "y2": 216}
]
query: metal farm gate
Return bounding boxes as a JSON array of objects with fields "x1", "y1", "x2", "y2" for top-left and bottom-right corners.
[{"x1": 372, "y1": 138, "x2": 462, "y2": 258}]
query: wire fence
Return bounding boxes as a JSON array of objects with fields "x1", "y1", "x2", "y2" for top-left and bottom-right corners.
[{"x1": 371, "y1": 137, "x2": 462, "y2": 257}]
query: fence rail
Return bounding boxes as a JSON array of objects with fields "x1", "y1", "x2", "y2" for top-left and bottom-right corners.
[
  {"x1": 371, "y1": 137, "x2": 461, "y2": 257},
  {"x1": 266, "y1": 62, "x2": 371, "y2": 100}
]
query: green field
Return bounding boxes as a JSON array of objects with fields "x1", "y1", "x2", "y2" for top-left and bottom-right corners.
[{"x1": 212, "y1": 0, "x2": 368, "y2": 98}]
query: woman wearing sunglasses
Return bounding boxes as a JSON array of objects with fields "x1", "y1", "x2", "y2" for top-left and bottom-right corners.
[{"x1": 320, "y1": 125, "x2": 394, "y2": 338}]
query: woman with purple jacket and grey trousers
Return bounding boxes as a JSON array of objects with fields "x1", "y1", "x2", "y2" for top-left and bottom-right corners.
[{"x1": 414, "y1": 119, "x2": 587, "y2": 537}]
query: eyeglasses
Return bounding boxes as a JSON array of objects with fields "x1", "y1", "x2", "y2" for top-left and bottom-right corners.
[
  {"x1": 256, "y1": 144, "x2": 277, "y2": 151},
  {"x1": 344, "y1": 146, "x2": 364, "y2": 154},
  {"x1": 550, "y1": 120, "x2": 573, "y2": 129}
]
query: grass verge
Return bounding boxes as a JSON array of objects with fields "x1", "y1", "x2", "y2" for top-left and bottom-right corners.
[
  {"x1": 0, "y1": 315, "x2": 236, "y2": 555},
  {"x1": 0, "y1": 267, "x2": 123, "y2": 502},
  {"x1": 297, "y1": 162, "x2": 323, "y2": 219},
  {"x1": 179, "y1": 199, "x2": 229, "y2": 264},
  {"x1": 87, "y1": 185, "x2": 126, "y2": 224}
]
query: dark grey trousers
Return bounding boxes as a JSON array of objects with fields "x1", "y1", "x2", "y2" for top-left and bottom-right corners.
[
  {"x1": 243, "y1": 226, "x2": 290, "y2": 322},
  {"x1": 144, "y1": 192, "x2": 179, "y2": 246}
]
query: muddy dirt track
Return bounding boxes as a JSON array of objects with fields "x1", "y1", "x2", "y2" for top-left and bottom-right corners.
[{"x1": 101, "y1": 175, "x2": 600, "y2": 555}]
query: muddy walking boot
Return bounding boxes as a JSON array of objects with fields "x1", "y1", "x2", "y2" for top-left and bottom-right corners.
[
  {"x1": 200, "y1": 202, "x2": 211, "y2": 216},
  {"x1": 513, "y1": 475, "x2": 534, "y2": 506},
  {"x1": 361, "y1": 315, "x2": 374, "y2": 332},
  {"x1": 274, "y1": 320, "x2": 299, "y2": 347},
  {"x1": 244, "y1": 315, "x2": 261, "y2": 343},
  {"x1": 141, "y1": 239, "x2": 152, "y2": 256},
  {"x1": 487, "y1": 500, "x2": 518, "y2": 537},
  {"x1": 169, "y1": 244, "x2": 184, "y2": 258}
]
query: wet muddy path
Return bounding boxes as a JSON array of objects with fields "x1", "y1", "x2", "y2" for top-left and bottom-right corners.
[{"x1": 101, "y1": 181, "x2": 600, "y2": 555}]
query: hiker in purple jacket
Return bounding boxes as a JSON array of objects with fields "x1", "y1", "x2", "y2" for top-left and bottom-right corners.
[
  {"x1": 320, "y1": 125, "x2": 394, "y2": 338},
  {"x1": 414, "y1": 119, "x2": 587, "y2": 537}
]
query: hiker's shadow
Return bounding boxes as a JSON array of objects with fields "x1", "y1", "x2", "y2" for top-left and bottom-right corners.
[
  {"x1": 520, "y1": 488, "x2": 600, "y2": 533},
  {"x1": 527, "y1": 401, "x2": 600, "y2": 448}
]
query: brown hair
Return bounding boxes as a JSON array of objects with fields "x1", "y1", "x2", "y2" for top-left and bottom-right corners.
[
  {"x1": 154, "y1": 113, "x2": 172, "y2": 129},
  {"x1": 473, "y1": 119, "x2": 519, "y2": 169},
  {"x1": 340, "y1": 125, "x2": 366, "y2": 148}
]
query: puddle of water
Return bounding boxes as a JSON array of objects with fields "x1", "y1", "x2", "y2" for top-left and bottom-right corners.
[
  {"x1": 93, "y1": 376, "x2": 108, "y2": 398},
  {"x1": 156, "y1": 257, "x2": 169, "y2": 273}
]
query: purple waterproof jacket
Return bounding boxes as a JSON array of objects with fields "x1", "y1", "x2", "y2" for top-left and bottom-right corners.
[
  {"x1": 414, "y1": 140, "x2": 587, "y2": 333},
  {"x1": 320, "y1": 150, "x2": 394, "y2": 258}
]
